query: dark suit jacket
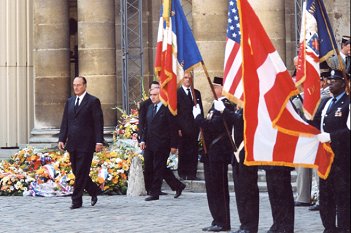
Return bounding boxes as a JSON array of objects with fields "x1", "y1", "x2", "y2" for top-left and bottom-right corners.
[
  {"x1": 138, "y1": 98, "x2": 152, "y2": 143},
  {"x1": 140, "y1": 104, "x2": 178, "y2": 152},
  {"x1": 59, "y1": 93, "x2": 104, "y2": 153},
  {"x1": 312, "y1": 93, "x2": 350, "y2": 167},
  {"x1": 194, "y1": 98, "x2": 235, "y2": 163},
  {"x1": 176, "y1": 87, "x2": 203, "y2": 138}
]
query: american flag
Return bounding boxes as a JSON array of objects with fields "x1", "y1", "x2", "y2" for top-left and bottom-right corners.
[{"x1": 223, "y1": 0, "x2": 244, "y2": 106}]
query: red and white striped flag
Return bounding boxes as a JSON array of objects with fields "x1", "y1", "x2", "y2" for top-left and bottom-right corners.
[{"x1": 239, "y1": 0, "x2": 334, "y2": 179}]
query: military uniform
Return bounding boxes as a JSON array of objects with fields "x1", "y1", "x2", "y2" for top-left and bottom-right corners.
[
  {"x1": 313, "y1": 92, "x2": 350, "y2": 232},
  {"x1": 194, "y1": 97, "x2": 235, "y2": 231},
  {"x1": 222, "y1": 107, "x2": 259, "y2": 233}
]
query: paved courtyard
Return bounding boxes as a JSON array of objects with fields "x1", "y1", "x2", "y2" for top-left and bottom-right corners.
[{"x1": 0, "y1": 192, "x2": 323, "y2": 233}]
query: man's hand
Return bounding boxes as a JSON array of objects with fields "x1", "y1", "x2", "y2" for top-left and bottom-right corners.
[
  {"x1": 192, "y1": 104, "x2": 201, "y2": 118},
  {"x1": 170, "y1": 148, "x2": 177, "y2": 154},
  {"x1": 139, "y1": 142, "x2": 146, "y2": 150},
  {"x1": 95, "y1": 143, "x2": 104, "y2": 152},
  {"x1": 317, "y1": 132, "x2": 331, "y2": 143},
  {"x1": 178, "y1": 130, "x2": 183, "y2": 137},
  {"x1": 214, "y1": 100, "x2": 225, "y2": 113},
  {"x1": 58, "y1": 142, "x2": 65, "y2": 152}
]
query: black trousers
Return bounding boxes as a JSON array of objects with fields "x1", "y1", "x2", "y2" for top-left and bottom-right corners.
[
  {"x1": 232, "y1": 152, "x2": 259, "y2": 233},
  {"x1": 265, "y1": 168, "x2": 294, "y2": 233},
  {"x1": 69, "y1": 150, "x2": 100, "y2": 205},
  {"x1": 178, "y1": 135, "x2": 198, "y2": 178},
  {"x1": 144, "y1": 148, "x2": 184, "y2": 197},
  {"x1": 319, "y1": 164, "x2": 350, "y2": 232},
  {"x1": 204, "y1": 160, "x2": 231, "y2": 229}
]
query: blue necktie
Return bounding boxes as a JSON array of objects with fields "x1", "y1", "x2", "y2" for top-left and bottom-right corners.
[{"x1": 327, "y1": 98, "x2": 337, "y2": 112}]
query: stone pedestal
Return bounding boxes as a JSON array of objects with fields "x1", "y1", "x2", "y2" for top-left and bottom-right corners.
[{"x1": 127, "y1": 156, "x2": 147, "y2": 196}]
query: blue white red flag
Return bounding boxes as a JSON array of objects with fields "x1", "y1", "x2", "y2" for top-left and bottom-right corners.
[
  {"x1": 154, "y1": 0, "x2": 203, "y2": 115},
  {"x1": 295, "y1": 0, "x2": 338, "y2": 120}
]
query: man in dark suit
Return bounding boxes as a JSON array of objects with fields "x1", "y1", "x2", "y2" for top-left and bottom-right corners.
[
  {"x1": 176, "y1": 71, "x2": 203, "y2": 180},
  {"x1": 213, "y1": 100, "x2": 259, "y2": 233},
  {"x1": 58, "y1": 76, "x2": 104, "y2": 209},
  {"x1": 140, "y1": 87, "x2": 185, "y2": 201},
  {"x1": 138, "y1": 81, "x2": 160, "y2": 144},
  {"x1": 193, "y1": 77, "x2": 233, "y2": 232},
  {"x1": 313, "y1": 69, "x2": 350, "y2": 233}
]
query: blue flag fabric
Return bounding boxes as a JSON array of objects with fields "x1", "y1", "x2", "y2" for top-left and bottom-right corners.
[
  {"x1": 171, "y1": 0, "x2": 203, "y2": 71},
  {"x1": 308, "y1": 0, "x2": 338, "y2": 62}
]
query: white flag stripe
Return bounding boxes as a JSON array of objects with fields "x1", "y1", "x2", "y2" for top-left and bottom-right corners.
[
  {"x1": 252, "y1": 50, "x2": 320, "y2": 164},
  {"x1": 294, "y1": 136, "x2": 319, "y2": 164}
]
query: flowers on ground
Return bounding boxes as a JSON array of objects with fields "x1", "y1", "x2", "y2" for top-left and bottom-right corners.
[
  {"x1": 113, "y1": 107, "x2": 139, "y2": 141},
  {"x1": 0, "y1": 107, "x2": 144, "y2": 196}
]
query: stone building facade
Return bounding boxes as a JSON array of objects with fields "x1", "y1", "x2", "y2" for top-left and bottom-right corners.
[{"x1": 0, "y1": 0, "x2": 350, "y2": 147}]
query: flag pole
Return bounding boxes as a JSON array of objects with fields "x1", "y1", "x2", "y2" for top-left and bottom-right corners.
[
  {"x1": 189, "y1": 75, "x2": 208, "y2": 154},
  {"x1": 201, "y1": 61, "x2": 238, "y2": 153}
]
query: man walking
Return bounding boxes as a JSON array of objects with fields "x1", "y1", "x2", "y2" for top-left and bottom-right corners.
[
  {"x1": 140, "y1": 87, "x2": 185, "y2": 201},
  {"x1": 58, "y1": 76, "x2": 104, "y2": 209}
]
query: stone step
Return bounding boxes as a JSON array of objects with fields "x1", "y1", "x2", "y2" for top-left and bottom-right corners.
[
  {"x1": 163, "y1": 179, "x2": 297, "y2": 193},
  {"x1": 163, "y1": 163, "x2": 297, "y2": 193}
]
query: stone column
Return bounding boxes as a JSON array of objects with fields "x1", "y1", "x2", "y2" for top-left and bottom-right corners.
[
  {"x1": 32, "y1": 1, "x2": 70, "y2": 133},
  {"x1": 192, "y1": 0, "x2": 228, "y2": 110},
  {"x1": 249, "y1": 0, "x2": 286, "y2": 62},
  {"x1": 77, "y1": 0, "x2": 116, "y2": 127}
]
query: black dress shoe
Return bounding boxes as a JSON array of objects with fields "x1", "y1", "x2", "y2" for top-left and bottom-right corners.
[
  {"x1": 294, "y1": 201, "x2": 313, "y2": 207},
  {"x1": 308, "y1": 204, "x2": 320, "y2": 211},
  {"x1": 206, "y1": 225, "x2": 229, "y2": 232},
  {"x1": 174, "y1": 184, "x2": 186, "y2": 198},
  {"x1": 187, "y1": 176, "x2": 200, "y2": 180},
  {"x1": 70, "y1": 204, "x2": 82, "y2": 209},
  {"x1": 91, "y1": 195, "x2": 98, "y2": 206},
  {"x1": 202, "y1": 225, "x2": 215, "y2": 231},
  {"x1": 145, "y1": 196, "x2": 159, "y2": 201}
]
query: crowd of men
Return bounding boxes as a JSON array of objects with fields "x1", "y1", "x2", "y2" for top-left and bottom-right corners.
[
  {"x1": 136, "y1": 37, "x2": 350, "y2": 233},
  {"x1": 57, "y1": 37, "x2": 350, "y2": 233}
]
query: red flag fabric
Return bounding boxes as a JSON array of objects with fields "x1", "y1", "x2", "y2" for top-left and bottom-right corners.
[
  {"x1": 295, "y1": 0, "x2": 338, "y2": 120},
  {"x1": 154, "y1": 0, "x2": 202, "y2": 115},
  {"x1": 238, "y1": 0, "x2": 334, "y2": 179}
]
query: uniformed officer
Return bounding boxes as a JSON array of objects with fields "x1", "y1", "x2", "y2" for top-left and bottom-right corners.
[
  {"x1": 213, "y1": 100, "x2": 259, "y2": 233},
  {"x1": 193, "y1": 77, "x2": 234, "y2": 232},
  {"x1": 314, "y1": 69, "x2": 350, "y2": 233}
]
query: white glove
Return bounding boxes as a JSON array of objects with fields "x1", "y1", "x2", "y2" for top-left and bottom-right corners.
[
  {"x1": 214, "y1": 100, "x2": 225, "y2": 113},
  {"x1": 317, "y1": 132, "x2": 331, "y2": 143},
  {"x1": 192, "y1": 104, "x2": 201, "y2": 118}
]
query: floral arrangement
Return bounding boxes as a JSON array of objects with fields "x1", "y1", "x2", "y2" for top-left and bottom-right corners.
[
  {"x1": 0, "y1": 143, "x2": 142, "y2": 196},
  {"x1": 0, "y1": 105, "x2": 146, "y2": 196},
  {"x1": 113, "y1": 107, "x2": 139, "y2": 141}
]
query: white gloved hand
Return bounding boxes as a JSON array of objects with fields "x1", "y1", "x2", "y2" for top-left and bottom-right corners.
[
  {"x1": 317, "y1": 132, "x2": 331, "y2": 143},
  {"x1": 214, "y1": 100, "x2": 225, "y2": 113},
  {"x1": 192, "y1": 104, "x2": 201, "y2": 118}
]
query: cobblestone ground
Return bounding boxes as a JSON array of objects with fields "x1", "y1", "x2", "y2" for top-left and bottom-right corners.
[{"x1": 0, "y1": 192, "x2": 323, "y2": 233}]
